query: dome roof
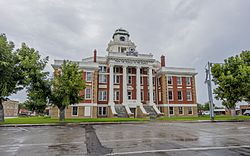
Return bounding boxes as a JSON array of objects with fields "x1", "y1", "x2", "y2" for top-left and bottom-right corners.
[{"x1": 112, "y1": 28, "x2": 130, "y2": 39}]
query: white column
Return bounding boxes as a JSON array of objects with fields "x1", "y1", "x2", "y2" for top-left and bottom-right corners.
[
  {"x1": 122, "y1": 65, "x2": 127, "y2": 104},
  {"x1": 109, "y1": 64, "x2": 114, "y2": 105},
  {"x1": 136, "y1": 66, "x2": 141, "y2": 104},
  {"x1": 148, "y1": 67, "x2": 154, "y2": 104}
]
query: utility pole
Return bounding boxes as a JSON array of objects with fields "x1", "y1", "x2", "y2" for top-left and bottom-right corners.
[{"x1": 205, "y1": 62, "x2": 215, "y2": 121}]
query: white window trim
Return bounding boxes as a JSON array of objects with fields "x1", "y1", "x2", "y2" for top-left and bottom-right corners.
[
  {"x1": 168, "y1": 90, "x2": 174, "y2": 101},
  {"x1": 71, "y1": 106, "x2": 78, "y2": 116},
  {"x1": 85, "y1": 88, "x2": 92, "y2": 100},
  {"x1": 140, "y1": 76, "x2": 143, "y2": 85},
  {"x1": 168, "y1": 76, "x2": 173, "y2": 85},
  {"x1": 128, "y1": 91, "x2": 132, "y2": 100},
  {"x1": 99, "y1": 74, "x2": 107, "y2": 83},
  {"x1": 98, "y1": 106, "x2": 107, "y2": 116},
  {"x1": 99, "y1": 66, "x2": 107, "y2": 73},
  {"x1": 169, "y1": 106, "x2": 174, "y2": 115},
  {"x1": 114, "y1": 67, "x2": 120, "y2": 73},
  {"x1": 187, "y1": 90, "x2": 192, "y2": 101},
  {"x1": 177, "y1": 76, "x2": 182, "y2": 85},
  {"x1": 86, "y1": 72, "x2": 92, "y2": 82},
  {"x1": 178, "y1": 106, "x2": 184, "y2": 115},
  {"x1": 188, "y1": 106, "x2": 193, "y2": 115},
  {"x1": 128, "y1": 67, "x2": 132, "y2": 74},
  {"x1": 177, "y1": 90, "x2": 183, "y2": 101},
  {"x1": 113, "y1": 90, "x2": 119, "y2": 101},
  {"x1": 113, "y1": 75, "x2": 120, "y2": 84},
  {"x1": 186, "y1": 77, "x2": 191, "y2": 86},
  {"x1": 128, "y1": 76, "x2": 132, "y2": 84},
  {"x1": 98, "y1": 90, "x2": 107, "y2": 101}
]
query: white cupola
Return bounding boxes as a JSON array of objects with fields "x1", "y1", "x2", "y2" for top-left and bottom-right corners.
[{"x1": 106, "y1": 28, "x2": 136, "y2": 53}]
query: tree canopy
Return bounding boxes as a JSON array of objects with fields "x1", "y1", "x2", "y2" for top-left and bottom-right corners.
[
  {"x1": 211, "y1": 51, "x2": 250, "y2": 110},
  {"x1": 50, "y1": 60, "x2": 85, "y2": 121},
  {"x1": 0, "y1": 34, "x2": 49, "y2": 122}
]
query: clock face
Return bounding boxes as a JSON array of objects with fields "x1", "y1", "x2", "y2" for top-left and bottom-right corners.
[{"x1": 120, "y1": 36, "x2": 125, "y2": 41}]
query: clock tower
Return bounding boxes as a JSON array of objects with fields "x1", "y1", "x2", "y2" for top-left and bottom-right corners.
[{"x1": 106, "y1": 28, "x2": 136, "y2": 53}]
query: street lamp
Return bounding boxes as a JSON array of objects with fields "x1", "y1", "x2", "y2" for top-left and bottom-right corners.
[{"x1": 205, "y1": 62, "x2": 215, "y2": 121}]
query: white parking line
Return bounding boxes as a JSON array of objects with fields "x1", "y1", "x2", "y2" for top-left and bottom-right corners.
[{"x1": 106, "y1": 145, "x2": 250, "y2": 155}]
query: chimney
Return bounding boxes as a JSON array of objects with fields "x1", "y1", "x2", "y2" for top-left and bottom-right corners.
[
  {"x1": 161, "y1": 55, "x2": 165, "y2": 67},
  {"x1": 93, "y1": 49, "x2": 97, "y2": 62}
]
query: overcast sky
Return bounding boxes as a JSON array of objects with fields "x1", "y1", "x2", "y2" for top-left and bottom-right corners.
[{"x1": 1, "y1": 0, "x2": 250, "y2": 105}]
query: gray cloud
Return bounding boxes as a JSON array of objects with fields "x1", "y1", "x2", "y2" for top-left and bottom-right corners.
[{"x1": 1, "y1": 0, "x2": 250, "y2": 105}]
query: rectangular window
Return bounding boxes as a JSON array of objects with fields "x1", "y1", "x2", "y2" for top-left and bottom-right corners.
[
  {"x1": 141, "y1": 91, "x2": 144, "y2": 101},
  {"x1": 99, "y1": 74, "x2": 107, "y2": 83},
  {"x1": 169, "y1": 107, "x2": 174, "y2": 115},
  {"x1": 186, "y1": 90, "x2": 192, "y2": 101},
  {"x1": 178, "y1": 106, "x2": 183, "y2": 114},
  {"x1": 168, "y1": 90, "x2": 173, "y2": 101},
  {"x1": 186, "y1": 77, "x2": 191, "y2": 85},
  {"x1": 98, "y1": 107, "x2": 107, "y2": 116},
  {"x1": 188, "y1": 107, "x2": 193, "y2": 114},
  {"x1": 140, "y1": 76, "x2": 143, "y2": 85},
  {"x1": 140, "y1": 68, "x2": 143, "y2": 74},
  {"x1": 128, "y1": 76, "x2": 132, "y2": 84},
  {"x1": 177, "y1": 91, "x2": 182, "y2": 101},
  {"x1": 99, "y1": 66, "x2": 107, "y2": 73},
  {"x1": 177, "y1": 77, "x2": 182, "y2": 85},
  {"x1": 98, "y1": 90, "x2": 107, "y2": 101},
  {"x1": 113, "y1": 75, "x2": 120, "y2": 84},
  {"x1": 86, "y1": 72, "x2": 92, "y2": 82},
  {"x1": 153, "y1": 78, "x2": 155, "y2": 85},
  {"x1": 121, "y1": 47, "x2": 126, "y2": 53},
  {"x1": 85, "y1": 88, "x2": 91, "y2": 99},
  {"x1": 72, "y1": 106, "x2": 78, "y2": 116},
  {"x1": 113, "y1": 90, "x2": 119, "y2": 101},
  {"x1": 114, "y1": 67, "x2": 120, "y2": 73},
  {"x1": 168, "y1": 76, "x2": 172, "y2": 85},
  {"x1": 128, "y1": 91, "x2": 132, "y2": 100},
  {"x1": 128, "y1": 68, "x2": 132, "y2": 74}
]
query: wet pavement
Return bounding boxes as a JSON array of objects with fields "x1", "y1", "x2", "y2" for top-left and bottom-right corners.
[{"x1": 0, "y1": 122, "x2": 250, "y2": 156}]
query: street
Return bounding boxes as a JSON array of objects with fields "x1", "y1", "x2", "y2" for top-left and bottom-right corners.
[{"x1": 0, "y1": 122, "x2": 250, "y2": 156}]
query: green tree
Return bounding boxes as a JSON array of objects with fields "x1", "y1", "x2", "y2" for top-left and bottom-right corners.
[
  {"x1": 0, "y1": 34, "x2": 48, "y2": 122},
  {"x1": 17, "y1": 44, "x2": 50, "y2": 115},
  {"x1": 211, "y1": 51, "x2": 249, "y2": 116},
  {"x1": 0, "y1": 34, "x2": 20, "y2": 122},
  {"x1": 50, "y1": 61, "x2": 85, "y2": 121},
  {"x1": 240, "y1": 51, "x2": 250, "y2": 103}
]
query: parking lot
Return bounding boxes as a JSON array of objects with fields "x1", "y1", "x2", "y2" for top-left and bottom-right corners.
[{"x1": 0, "y1": 122, "x2": 250, "y2": 156}]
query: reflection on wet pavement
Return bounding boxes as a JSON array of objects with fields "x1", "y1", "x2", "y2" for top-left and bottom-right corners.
[{"x1": 0, "y1": 122, "x2": 250, "y2": 155}]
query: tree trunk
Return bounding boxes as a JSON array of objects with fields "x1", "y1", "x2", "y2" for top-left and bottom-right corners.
[
  {"x1": 231, "y1": 108, "x2": 236, "y2": 118},
  {"x1": 0, "y1": 100, "x2": 5, "y2": 122},
  {"x1": 59, "y1": 107, "x2": 65, "y2": 121}
]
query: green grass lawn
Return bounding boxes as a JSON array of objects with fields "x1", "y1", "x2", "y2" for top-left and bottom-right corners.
[
  {"x1": 0, "y1": 116, "x2": 148, "y2": 125},
  {"x1": 158, "y1": 115, "x2": 250, "y2": 121},
  {"x1": 1, "y1": 115, "x2": 250, "y2": 125}
]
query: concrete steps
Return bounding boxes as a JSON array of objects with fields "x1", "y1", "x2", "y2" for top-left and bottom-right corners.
[
  {"x1": 143, "y1": 105, "x2": 157, "y2": 118},
  {"x1": 114, "y1": 105, "x2": 129, "y2": 118}
]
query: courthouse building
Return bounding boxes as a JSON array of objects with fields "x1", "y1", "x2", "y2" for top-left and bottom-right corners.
[{"x1": 51, "y1": 28, "x2": 198, "y2": 118}]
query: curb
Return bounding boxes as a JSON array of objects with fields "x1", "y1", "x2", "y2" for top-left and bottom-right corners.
[{"x1": 0, "y1": 121, "x2": 148, "y2": 127}]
